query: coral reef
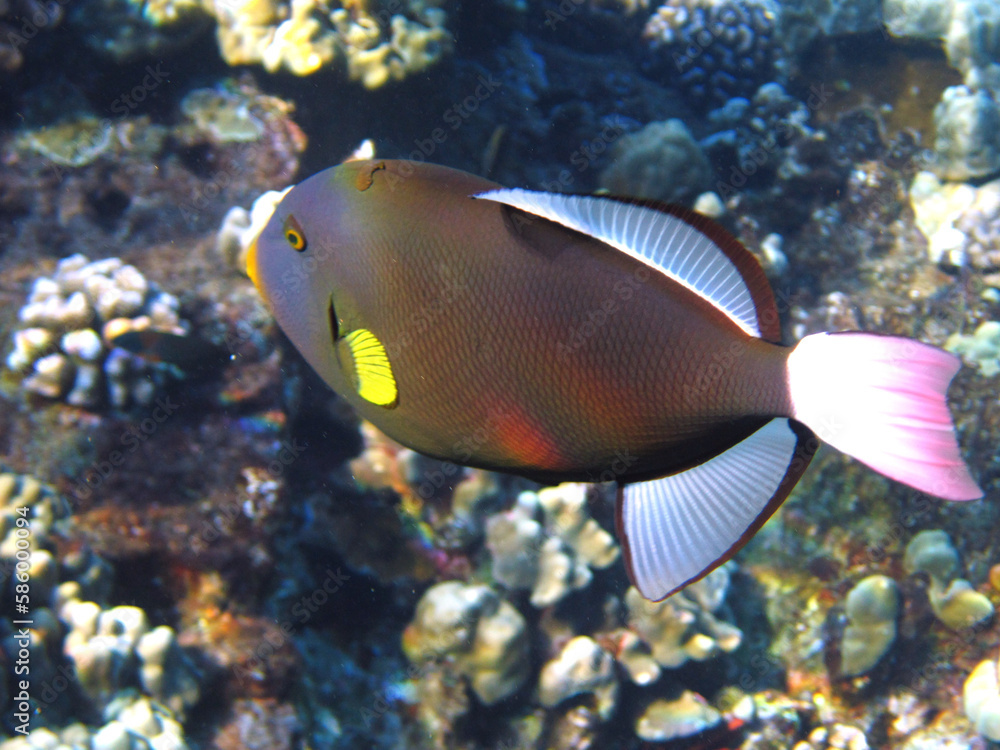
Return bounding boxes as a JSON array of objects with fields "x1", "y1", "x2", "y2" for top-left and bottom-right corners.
[
  {"x1": 776, "y1": 0, "x2": 883, "y2": 57},
  {"x1": 885, "y1": 0, "x2": 1000, "y2": 91},
  {"x1": 61, "y1": 600, "x2": 201, "y2": 719},
  {"x1": 2, "y1": 2, "x2": 1000, "y2": 747},
  {"x1": 635, "y1": 690, "x2": 722, "y2": 742},
  {"x1": 5, "y1": 254, "x2": 189, "y2": 410},
  {"x1": 838, "y1": 574, "x2": 899, "y2": 677},
  {"x1": 401, "y1": 581, "x2": 530, "y2": 705},
  {"x1": 217, "y1": 187, "x2": 293, "y2": 274},
  {"x1": 0, "y1": 76, "x2": 304, "y2": 262},
  {"x1": 126, "y1": 0, "x2": 452, "y2": 85},
  {"x1": 538, "y1": 636, "x2": 618, "y2": 720},
  {"x1": 18, "y1": 117, "x2": 119, "y2": 168},
  {"x1": 598, "y1": 118, "x2": 711, "y2": 204},
  {"x1": 909, "y1": 170, "x2": 979, "y2": 265},
  {"x1": 909, "y1": 172, "x2": 1000, "y2": 285},
  {"x1": 0, "y1": 472, "x2": 202, "y2": 746},
  {"x1": 623, "y1": 564, "x2": 741, "y2": 673},
  {"x1": 965, "y1": 649, "x2": 1000, "y2": 742},
  {"x1": 953, "y1": 179, "x2": 1000, "y2": 284},
  {"x1": 0, "y1": 472, "x2": 69, "y2": 559},
  {"x1": 947, "y1": 321, "x2": 1000, "y2": 377},
  {"x1": 903, "y1": 529, "x2": 994, "y2": 630},
  {"x1": 179, "y1": 88, "x2": 266, "y2": 144},
  {"x1": 642, "y1": 0, "x2": 781, "y2": 107},
  {"x1": 0, "y1": 694, "x2": 190, "y2": 750},
  {"x1": 702, "y1": 81, "x2": 815, "y2": 199},
  {"x1": 485, "y1": 484, "x2": 618, "y2": 608},
  {"x1": 931, "y1": 85, "x2": 1000, "y2": 181},
  {"x1": 885, "y1": 0, "x2": 1000, "y2": 180}
]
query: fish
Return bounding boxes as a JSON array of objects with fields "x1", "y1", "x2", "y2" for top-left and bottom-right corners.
[
  {"x1": 108, "y1": 329, "x2": 230, "y2": 375},
  {"x1": 247, "y1": 158, "x2": 983, "y2": 601}
]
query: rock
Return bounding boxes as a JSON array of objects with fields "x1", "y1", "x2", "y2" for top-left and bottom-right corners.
[
  {"x1": 600, "y1": 119, "x2": 712, "y2": 204},
  {"x1": 932, "y1": 85, "x2": 1000, "y2": 181},
  {"x1": 636, "y1": 690, "x2": 722, "y2": 742},
  {"x1": 624, "y1": 565, "x2": 741, "y2": 674},
  {"x1": 965, "y1": 652, "x2": 1000, "y2": 741},
  {"x1": 947, "y1": 322, "x2": 1000, "y2": 377},
  {"x1": 840, "y1": 575, "x2": 899, "y2": 677},
  {"x1": 137, "y1": 626, "x2": 202, "y2": 720},
  {"x1": 402, "y1": 581, "x2": 530, "y2": 705},
  {"x1": 539, "y1": 636, "x2": 619, "y2": 721},
  {"x1": 904, "y1": 529, "x2": 994, "y2": 629},
  {"x1": 484, "y1": 485, "x2": 618, "y2": 608}
]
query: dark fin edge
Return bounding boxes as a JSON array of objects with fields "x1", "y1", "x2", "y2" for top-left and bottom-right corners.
[
  {"x1": 601, "y1": 196, "x2": 782, "y2": 344},
  {"x1": 615, "y1": 419, "x2": 818, "y2": 601}
]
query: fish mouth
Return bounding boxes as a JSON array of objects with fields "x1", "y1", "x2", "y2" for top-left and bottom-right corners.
[{"x1": 328, "y1": 295, "x2": 340, "y2": 342}]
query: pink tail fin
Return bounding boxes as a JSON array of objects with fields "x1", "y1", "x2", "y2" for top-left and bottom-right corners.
[{"x1": 786, "y1": 332, "x2": 982, "y2": 501}]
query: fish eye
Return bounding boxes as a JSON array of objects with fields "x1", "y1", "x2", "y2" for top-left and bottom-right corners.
[{"x1": 282, "y1": 215, "x2": 307, "y2": 252}]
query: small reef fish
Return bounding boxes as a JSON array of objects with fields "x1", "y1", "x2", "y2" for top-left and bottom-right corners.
[
  {"x1": 247, "y1": 159, "x2": 983, "y2": 601},
  {"x1": 108, "y1": 329, "x2": 229, "y2": 375}
]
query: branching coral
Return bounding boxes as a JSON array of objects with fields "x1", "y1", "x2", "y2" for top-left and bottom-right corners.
[
  {"x1": 621, "y1": 564, "x2": 741, "y2": 679},
  {"x1": 643, "y1": 0, "x2": 781, "y2": 107},
  {"x1": 401, "y1": 581, "x2": 530, "y2": 705},
  {"x1": 128, "y1": 0, "x2": 452, "y2": 85},
  {"x1": 5, "y1": 254, "x2": 190, "y2": 410},
  {"x1": 485, "y1": 484, "x2": 618, "y2": 608}
]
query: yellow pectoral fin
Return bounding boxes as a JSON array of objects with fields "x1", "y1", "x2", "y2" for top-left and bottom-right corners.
[{"x1": 342, "y1": 328, "x2": 398, "y2": 407}]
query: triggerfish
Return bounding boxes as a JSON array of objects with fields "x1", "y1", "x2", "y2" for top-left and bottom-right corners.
[{"x1": 247, "y1": 159, "x2": 983, "y2": 601}]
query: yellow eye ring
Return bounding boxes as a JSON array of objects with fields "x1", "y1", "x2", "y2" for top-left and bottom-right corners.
[
  {"x1": 285, "y1": 229, "x2": 306, "y2": 250},
  {"x1": 282, "y1": 215, "x2": 307, "y2": 252}
]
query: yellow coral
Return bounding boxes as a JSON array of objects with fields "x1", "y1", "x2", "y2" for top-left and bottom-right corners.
[
  {"x1": 130, "y1": 0, "x2": 451, "y2": 83},
  {"x1": 262, "y1": 0, "x2": 338, "y2": 75}
]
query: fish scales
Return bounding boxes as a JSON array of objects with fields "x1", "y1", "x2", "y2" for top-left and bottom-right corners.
[
  {"x1": 282, "y1": 160, "x2": 790, "y2": 481},
  {"x1": 249, "y1": 158, "x2": 981, "y2": 601}
]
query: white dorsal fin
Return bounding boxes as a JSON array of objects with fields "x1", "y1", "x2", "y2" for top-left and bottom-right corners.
[
  {"x1": 617, "y1": 418, "x2": 815, "y2": 601},
  {"x1": 474, "y1": 188, "x2": 763, "y2": 337}
]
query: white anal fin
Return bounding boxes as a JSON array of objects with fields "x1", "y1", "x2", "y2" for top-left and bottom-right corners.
[{"x1": 617, "y1": 418, "x2": 816, "y2": 601}]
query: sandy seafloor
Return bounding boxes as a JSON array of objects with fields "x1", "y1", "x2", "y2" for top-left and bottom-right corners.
[{"x1": 1, "y1": 0, "x2": 1000, "y2": 748}]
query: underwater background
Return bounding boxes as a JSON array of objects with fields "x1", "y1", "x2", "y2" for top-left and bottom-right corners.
[{"x1": 1, "y1": 0, "x2": 1000, "y2": 747}]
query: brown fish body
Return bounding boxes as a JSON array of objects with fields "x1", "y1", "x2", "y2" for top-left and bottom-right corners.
[
  {"x1": 282, "y1": 160, "x2": 791, "y2": 483},
  {"x1": 250, "y1": 158, "x2": 981, "y2": 600}
]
